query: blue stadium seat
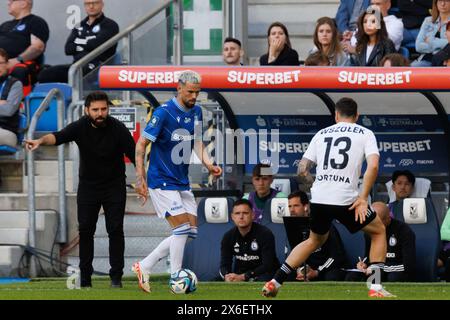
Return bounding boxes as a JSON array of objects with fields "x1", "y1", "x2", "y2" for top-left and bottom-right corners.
[
  {"x1": 398, "y1": 46, "x2": 410, "y2": 60},
  {"x1": 25, "y1": 83, "x2": 72, "y2": 132},
  {"x1": 0, "y1": 112, "x2": 27, "y2": 156},
  {"x1": 390, "y1": 198, "x2": 440, "y2": 281},
  {"x1": 183, "y1": 197, "x2": 235, "y2": 281},
  {"x1": 332, "y1": 220, "x2": 365, "y2": 268},
  {"x1": 260, "y1": 198, "x2": 290, "y2": 264}
]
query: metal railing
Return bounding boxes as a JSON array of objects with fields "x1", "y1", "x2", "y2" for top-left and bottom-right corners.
[
  {"x1": 68, "y1": 0, "x2": 183, "y2": 105},
  {"x1": 26, "y1": 88, "x2": 67, "y2": 276}
]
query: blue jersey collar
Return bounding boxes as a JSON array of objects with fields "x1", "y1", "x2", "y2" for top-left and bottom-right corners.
[{"x1": 172, "y1": 97, "x2": 194, "y2": 114}]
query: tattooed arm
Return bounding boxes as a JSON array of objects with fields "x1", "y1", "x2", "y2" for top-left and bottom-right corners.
[
  {"x1": 135, "y1": 136, "x2": 151, "y2": 205},
  {"x1": 297, "y1": 157, "x2": 316, "y2": 191}
]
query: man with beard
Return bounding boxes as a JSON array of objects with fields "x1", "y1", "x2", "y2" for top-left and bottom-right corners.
[{"x1": 24, "y1": 91, "x2": 135, "y2": 289}]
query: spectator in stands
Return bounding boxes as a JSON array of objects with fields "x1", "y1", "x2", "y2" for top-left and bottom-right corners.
[
  {"x1": 223, "y1": 37, "x2": 244, "y2": 66},
  {"x1": 398, "y1": 0, "x2": 433, "y2": 48},
  {"x1": 38, "y1": 0, "x2": 119, "y2": 83},
  {"x1": 343, "y1": 0, "x2": 404, "y2": 53},
  {"x1": 391, "y1": 170, "x2": 415, "y2": 201},
  {"x1": 307, "y1": 17, "x2": 350, "y2": 66},
  {"x1": 412, "y1": 0, "x2": 450, "y2": 66},
  {"x1": 243, "y1": 163, "x2": 287, "y2": 224},
  {"x1": 380, "y1": 52, "x2": 411, "y2": 65},
  {"x1": 287, "y1": 191, "x2": 347, "y2": 281},
  {"x1": 220, "y1": 199, "x2": 280, "y2": 282},
  {"x1": 0, "y1": 48, "x2": 23, "y2": 148},
  {"x1": 24, "y1": 91, "x2": 136, "y2": 289},
  {"x1": 0, "y1": 0, "x2": 49, "y2": 87},
  {"x1": 304, "y1": 52, "x2": 330, "y2": 66},
  {"x1": 432, "y1": 21, "x2": 450, "y2": 65},
  {"x1": 259, "y1": 22, "x2": 299, "y2": 65},
  {"x1": 336, "y1": 0, "x2": 371, "y2": 35},
  {"x1": 345, "y1": 202, "x2": 416, "y2": 282},
  {"x1": 350, "y1": 6, "x2": 397, "y2": 66}
]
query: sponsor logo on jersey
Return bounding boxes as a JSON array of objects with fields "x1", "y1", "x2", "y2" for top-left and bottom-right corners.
[
  {"x1": 236, "y1": 255, "x2": 260, "y2": 261},
  {"x1": 16, "y1": 24, "x2": 26, "y2": 31},
  {"x1": 234, "y1": 243, "x2": 240, "y2": 253},
  {"x1": 316, "y1": 174, "x2": 350, "y2": 184},
  {"x1": 92, "y1": 25, "x2": 101, "y2": 33},
  {"x1": 171, "y1": 132, "x2": 194, "y2": 141},
  {"x1": 149, "y1": 115, "x2": 159, "y2": 127}
]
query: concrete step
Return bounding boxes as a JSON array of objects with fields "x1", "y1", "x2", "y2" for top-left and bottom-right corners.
[
  {"x1": 0, "y1": 228, "x2": 28, "y2": 246},
  {"x1": 67, "y1": 256, "x2": 170, "y2": 276},
  {"x1": 23, "y1": 160, "x2": 75, "y2": 193},
  {"x1": 0, "y1": 160, "x2": 23, "y2": 176},
  {"x1": 0, "y1": 246, "x2": 24, "y2": 277},
  {"x1": 0, "y1": 210, "x2": 57, "y2": 230},
  {"x1": 0, "y1": 176, "x2": 23, "y2": 193}
]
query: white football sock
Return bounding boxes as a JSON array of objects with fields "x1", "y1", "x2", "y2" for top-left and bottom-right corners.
[
  {"x1": 140, "y1": 236, "x2": 172, "y2": 273},
  {"x1": 170, "y1": 223, "x2": 190, "y2": 275}
]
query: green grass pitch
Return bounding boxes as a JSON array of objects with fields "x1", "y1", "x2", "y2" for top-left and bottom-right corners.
[{"x1": 0, "y1": 276, "x2": 449, "y2": 300}]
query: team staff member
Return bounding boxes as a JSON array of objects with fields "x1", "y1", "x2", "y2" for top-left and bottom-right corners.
[
  {"x1": 287, "y1": 191, "x2": 347, "y2": 281},
  {"x1": 25, "y1": 91, "x2": 135, "y2": 288},
  {"x1": 38, "y1": 0, "x2": 119, "y2": 83},
  {"x1": 346, "y1": 202, "x2": 416, "y2": 282},
  {"x1": 0, "y1": 0, "x2": 49, "y2": 86},
  {"x1": 263, "y1": 97, "x2": 394, "y2": 298},
  {"x1": 220, "y1": 199, "x2": 279, "y2": 282}
]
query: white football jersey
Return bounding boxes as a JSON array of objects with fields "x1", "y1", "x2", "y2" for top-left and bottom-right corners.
[{"x1": 303, "y1": 122, "x2": 379, "y2": 205}]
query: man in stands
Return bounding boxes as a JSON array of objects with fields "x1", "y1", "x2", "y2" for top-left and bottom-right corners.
[
  {"x1": 220, "y1": 199, "x2": 279, "y2": 282},
  {"x1": 0, "y1": 0, "x2": 49, "y2": 87},
  {"x1": 223, "y1": 37, "x2": 244, "y2": 66},
  {"x1": 38, "y1": 0, "x2": 119, "y2": 83},
  {"x1": 243, "y1": 163, "x2": 286, "y2": 224}
]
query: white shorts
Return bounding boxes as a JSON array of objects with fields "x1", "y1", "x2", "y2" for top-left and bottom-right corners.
[{"x1": 149, "y1": 188, "x2": 197, "y2": 218}]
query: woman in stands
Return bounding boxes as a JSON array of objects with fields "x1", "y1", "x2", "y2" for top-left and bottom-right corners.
[
  {"x1": 307, "y1": 17, "x2": 350, "y2": 66},
  {"x1": 413, "y1": 0, "x2": 450, "y2": 66},
  {"x1": 350, "y1": 7, "x2": 396, "y2": 66},
  {"x1": 259, "y1": 22, "x2": 300, "y2": 66}
]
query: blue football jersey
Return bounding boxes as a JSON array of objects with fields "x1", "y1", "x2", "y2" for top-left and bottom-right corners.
[{"x1": 142, "y1": 97, "x2": 203, "y2": 190}]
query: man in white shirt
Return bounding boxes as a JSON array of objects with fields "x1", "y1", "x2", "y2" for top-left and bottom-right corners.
[
  {"x1": 343, "y1": 0, "x2": 404, "y2": 52},
  {"x1": 262, "y1": 97, "x2": 395, "y2": 298}
]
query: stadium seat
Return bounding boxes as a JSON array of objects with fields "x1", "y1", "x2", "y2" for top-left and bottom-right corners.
[
  {"x1": 398, "y1": 46, "x2": 410, "y2": 60},
  {"x1": 0, "y1": 112, "x2": 27, "y2": 156},
  {"x1": 390, "y1": 198, "x2": 440, "y2": 281},
  {"x1": 25, "y1": 83, "x2": 72, "y2": 132},
  {"x1": 260, "y1": 198, "x2": 290, "y2": 263},
  {"x1": 271, "y1": 178, "x2": 299, "y2": 195},
  {"x1": 332, "y1": 220, "x2": 365, "y2": 268},
  {"x1": 385, "y1": 177, "x2": 431, "y2": 203},
  {"x1": 182, "y1": 197, "x2": 234, "y2": 281}
]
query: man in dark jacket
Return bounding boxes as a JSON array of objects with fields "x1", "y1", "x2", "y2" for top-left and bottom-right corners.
[
  {"x1": 38, "y1": 0, "x2": 119, "y2": 83},
  {"x1": 346, "y1": 202, "x2": 416, "y2": 282},
  {"x1": 24, "y1": 91, "x2": 136, "y2": 288},
  {"x1": 220, "y1": 199, "x2": 280, "y2": 282}
]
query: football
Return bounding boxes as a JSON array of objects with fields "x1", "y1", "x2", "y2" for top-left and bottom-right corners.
[{"x1": 169, "y1": 268, "x2": 198, "y2": 294}]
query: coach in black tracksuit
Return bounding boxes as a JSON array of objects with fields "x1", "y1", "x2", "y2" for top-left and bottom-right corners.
[
  {"x1": 346, "y1": 202, "x2": 416, "y2": 282},
  {"x1": 220, "y1": 199, "x2": 280, "y2": 282},
  {"x1": 24, "y1": 91, "x2": 135, "y2": 288}
]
